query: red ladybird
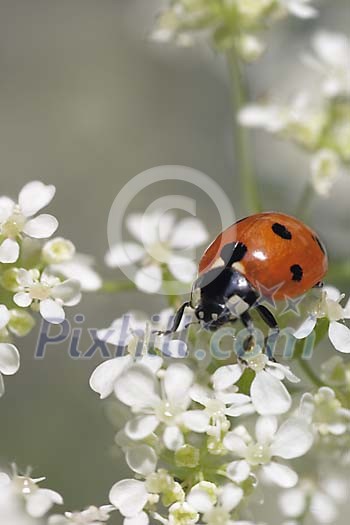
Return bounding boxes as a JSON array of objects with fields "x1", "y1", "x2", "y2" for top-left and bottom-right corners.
[{"x1": 167, "y1": 212, "x2": 328, "y2": 336}]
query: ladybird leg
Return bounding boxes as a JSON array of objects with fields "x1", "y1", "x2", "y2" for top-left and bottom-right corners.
[
  {"x1": 256, "y1": 305, "x2": 279, "y2": 360},
  {"x1": 154, "y1": 301, "x2": 191, "y2": 335},
  {"x1": 238, "y1": 311, "x2": 256, "y2": 356},
  {"x1": 313, "y1": 281, "x2": 324, "y2": 288}
]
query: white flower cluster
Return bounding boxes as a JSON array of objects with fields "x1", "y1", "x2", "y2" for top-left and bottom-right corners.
[
  {"x1": 239, "y1": 31, "x2": 350, "y2": 196},
  {"x1": 0, "y1": 181, "x2": 101, "y2": 396},
  {"x1": 85, "y1": 200, "x2": 350, "y2": 525},
  {"x1": 0, "y1": 466, "x2": 115, "y2": 525},
  {"x1": 151, "y1": 0, "x2": 320, "y2": 61}
]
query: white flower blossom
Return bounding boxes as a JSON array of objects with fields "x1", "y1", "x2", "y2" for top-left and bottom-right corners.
[
  {"x1": 50, "y1": 253, "x2": 102, "y2": 292},
  {"x1": 0, "y1": 304, "x2": 20, "y2": 396},
  {"x1": 181, "y1": 383, "x2": 254, "y2": 439},
  {"x1": 279, "y1": 475, "x2": 349, "y2": 524},
  {"x1": 13, "y1": 269, "x2": 81, "y2": 324},
  {"x1": 294, "y1": 286, "x2": 350, "y2": 353},
  {"x1": 109, "y1": 478, "x2": 151, "y2": 524},
  {"x1": 48, "y1": 505, "x2": 115, "y2": 525},
  {"x1": 298, "y1": 387, "x2": 350, "y2": 436},
  {"x1": 303, "y1": 30, "x2": 350, "y2": 97},
  {"x1": 212, "y1": 354, "x2": 300, "y2": 416},
  {"x1": 105, "y1": 212, "x2": 208, "y2": 293},
  {"x1": 0, "y1": 181, "x2": 58, "y2": 263},
  {"x1": 114, "y1": 363, "x2": 195, "y2": 453},
  {"x1": 281, "y1": 0, "x2": 318, "y2": 18},
  {"x1": 224, "y1": 415, "x2": 314, "y2": 488},
  {"x1": 311, "y1": 149, "x2": 341, "y2": 197},
  {"x1": 188, "y1": 481, "x2": 243, "y2": 525},
  {"x1": 0, "y1": 469, "x2": 63, "y2": 518}
]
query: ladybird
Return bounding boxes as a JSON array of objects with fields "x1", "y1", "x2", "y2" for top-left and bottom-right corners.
[{"x1": 166, "y1": 212, "x2": 328, "y2": 336}]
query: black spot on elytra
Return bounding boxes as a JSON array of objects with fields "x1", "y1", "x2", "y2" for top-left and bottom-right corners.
[
  {"x1": 313, "y1": 235, "x2": 326, "y2": 255},
  {"x1": 290, "y1": 264, "x2": 303, "y2": 282},
  {"x1": 221, "y1": 241, "x2": 247, "y2": 267},
  {"x1": 272, "y1": 222, "x2": 292, "y2": 240}
]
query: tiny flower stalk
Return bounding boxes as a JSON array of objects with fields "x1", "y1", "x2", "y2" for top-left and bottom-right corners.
[{"x1": 227, "y1": 47, "x2": 261, "y2": 215}]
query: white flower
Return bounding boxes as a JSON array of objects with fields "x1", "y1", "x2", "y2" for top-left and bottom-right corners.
[
  {"x1": 0, "y1": 304, "x2": 20, "y2": 396},
  {"x1": 180, "y1": 383, "x2": 254, "y2": 439},
  {"x1": 109, "y1": 479, "x2": 150, "y2": 524},
  {"x1": 303, "y1": 31, "x2": 350, "y2": 97},
  {"x1": 48, "y1": 505, "x2": 115, "y2": 525},
  {"x1": 105, "y1": 212, "x2": 208, "y2": 293},
  {"x1": 188, "y1": 481, "x2": 243, "y2": 525},
  {"x1": 0, "y1": 469, "x2": 63, "y2": 518},
  {"x1": 224, "y1": 415, "x2": 314, "y2": 488},
  {"x1": 50, "y1": 253, "x2": 102, "y2": 292},
  {"x1": 311, "y1": 149, "x2": 341, "y2": 196},
  {"x1": 281, "y1": 0, "x2": 319, "y2": 19},
  {"x1": 0, "y1": 181, "x2": 58, "y2": 263},
  {"x1": 114, "y1": 363, "x2": 195, "y2": 453},
  {"x1": 212, "y1": 354, "x2": 300, "y2": 416},
  {"x1": 294, "y1": 286, "x2": 350, "y2": 353},
  {"x1": 279, "y1": 476, "x2": 349, "y2": 524},
  {"x1": 13, "y1": 269, "x2": 81, "y2": 324},
  {"x1": 299, "y1": 387, "x2": 350, "y2": 436}
]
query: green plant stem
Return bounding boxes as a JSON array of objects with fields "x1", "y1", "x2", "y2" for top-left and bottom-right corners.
[
  {"x1": 100, "y1": 280, "x2": 136, "y2": 293},
  {"x1": 295, "y1": 182, "x2": 315, "y2": 219},
  {"x1": 226, "y1": 48, "x2": 261, "y2": 214}
]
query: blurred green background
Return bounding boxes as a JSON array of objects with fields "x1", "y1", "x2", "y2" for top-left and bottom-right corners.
[{"x1": 0, "y1": 0, "x2": 349, "y2": 523}]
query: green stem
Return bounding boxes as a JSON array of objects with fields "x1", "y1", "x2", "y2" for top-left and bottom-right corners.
[
  {"x1": 100, "y1": 280, "x2": 136, "y2": 293},
  {"x1": 295, "y1": 182, "x2": 315, "y2": 219},
  {"x1": 227, "y1": 48, "x2": 261, "y2": 214}
]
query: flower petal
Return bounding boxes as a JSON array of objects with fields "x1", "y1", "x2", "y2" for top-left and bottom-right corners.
[
  {"x1": 135, "y1": 264, "x2": 162, "y2": 294},
  {"x1": 126, "y1": 444, "x2": 157, "y2": 476},
  {"x1": 52, "y1": 279, "x2": 81, "y2": 304},
  {"x1": 14, "y1": 292, "x2": 32, "y2": 308},
  {"x1": 163, "y1": 426, "x2": 184, "y2": 451},
  {"x1": 212, "y1": 365, "x2": 243, "y2": 391},
  {"x1": 168, "y1": 256, "x2": 197, "y2": 283},
  {"x1": 251, "y1": 371, "x2": 292, "y2": 415},
  {"x1": 329, "y1": 321, "x2": 350, "y2": 353},
  {"x1": 262, "y1": 462, "x2": 298, "y2": 488},
  {"x1": 164, "y1": 363, "x2": 193, "y2": 403},
  {"x1": 293, "y1": 315, "x2": 317, "y2": 339},
  {"x1": 19, "y1": 181, "x2": 56, "y2": 217},
  {"x1": 105, "y1": 243, "x2": 145, "y2": 268},
  {"x1": 23, "y1": 214, "x2": 58, "y2": 239},
  {"x1": 124, "y1": 512, "x2": 149, "y2": 525},
  {"x1": 125, "y1": 415, "x2": 159, "y2": 441},
  {"x1": 0, "y1": 239, "x2": 20, "y2": 263},
  {"x1": 188, "y1": 483, "x2": 217, "y2": 513},
  {"x1": 255, "y1": 416, "x2": 278, "y2": 445},
  {"x1": 89, "y1": 356, "x2": 131, "y2": 399},
  {"x1": 109, "y1": 479, "x2": 148, "y2": 518},
  {"x1": 114, "y1": 365, "x2": 160, "y2": 408},
  {"x1": 284, "y1": 0, "x2": 318, "y2": 18},
  {"x1": 220, "y1": 483, "x2": 243, "y2": 511},
  {"x1": 26, "y1": 489, "x2": 63, "y2": 518},
  {"x1": 182, "y1": 410, "x2": 210, "y2": 433},
  {"x1": 226, "y1": 460, "x2": 251, "y2": 483},
  {"x1": 0, "y1": 305, "x2": 10, "y2": 330},
  {"x1": 39, "y1": 298, "x2": 65, "y2": 324},
  {"x1": 223, "y1": 433, "x2": 248, "y2": 457},
  {"x1": 170, "y1": 218, "x2": 208, "y2": 249},
  {"x1": 271, "y1": 418, "x2": 314, "y2": 459},
  {"x1": 0, "y1": 196, "x2": 14, "y2": 222},
  {"x1": 0, "y1": 343, "x2": 20, "y2": 376}
]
